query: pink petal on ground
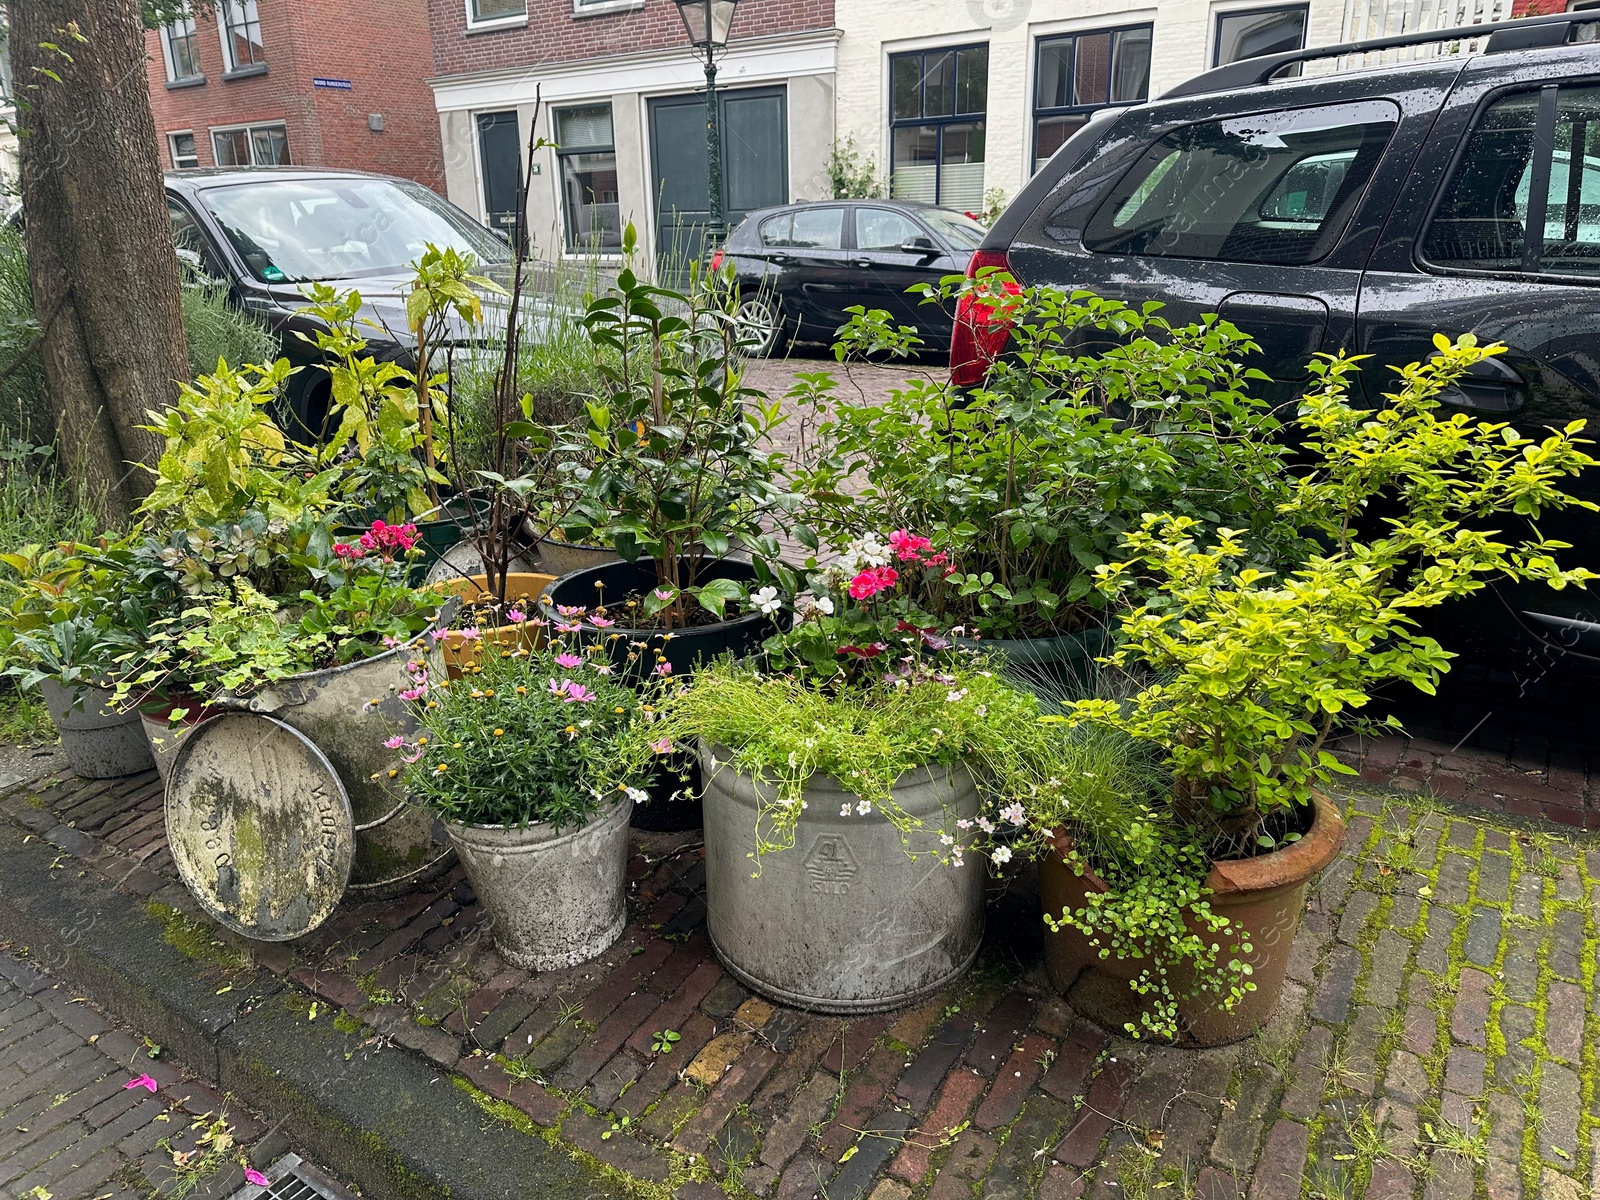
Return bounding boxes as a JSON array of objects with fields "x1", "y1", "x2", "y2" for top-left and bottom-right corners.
[{"x1": 124, "y1": 1074, "x2": 158, "y2": 1092}]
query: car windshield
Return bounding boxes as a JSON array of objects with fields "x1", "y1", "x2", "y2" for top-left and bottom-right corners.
[
  {"x1": 198, "y1": 177, "x2": 509, "y2": 284},
  {"x1": 921, "y1": 208, "x2": 987, "y2": 250}
]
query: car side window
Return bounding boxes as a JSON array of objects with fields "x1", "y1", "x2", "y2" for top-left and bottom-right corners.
[
  {"x1": 759, "y1": 213, "x2": 793, "y2": 247},
  {"x1": 168, "y1": 198, "x2": 225, "y2": 281},
  {"x1": 1424, "y1": 85, "x2": 1600, "y2": 279},
  {"x1": 855, "y1": 208, "x2": 925, "y2": 252},
  {"x1": 1081, "y1": 100, "x2": 1398, "y2": 265},
  {"x1": 789, "y1": 207, "x2": 844, "y2": 249}
]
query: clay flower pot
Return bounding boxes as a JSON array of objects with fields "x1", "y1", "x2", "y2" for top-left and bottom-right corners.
[
  {"x1": 430, "y1": 572, "x2": 555, "y2": 680},
  {"x1": 1040, "y1": 790, "x2": 1347, "y2": 1046}
]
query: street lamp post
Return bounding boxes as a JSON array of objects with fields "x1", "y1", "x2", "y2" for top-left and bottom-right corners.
[{"x1": 673, "y1": 0, "x2": 739, "y2": 245}]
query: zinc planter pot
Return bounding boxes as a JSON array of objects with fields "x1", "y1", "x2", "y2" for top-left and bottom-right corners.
[
  {"x1": 443, "y1": 796, "x2": 632, "y2": 970},
  {"x1": 141, "y1": 702, "x2": 218, "y2": 784},
  {"x1": 1040, "y1": 790, "x2": 1347, "y2": 1046},
  {"x1": 701, "y1": 745, "x2": 985, "y2": 1013},
  {"x1": 234, "y1": 608, "x2": 458, "y2": 899},
  {"x1": 955, "y1": 628, "x2": 1109, "y2": 695},
  {"x1": 41, "y1": 680, "x2": 154, "y2": 779},
  {"x1": 542, "y1": 556, "x2": 775, "y2": 680},
  {"x1": 535, "y1": 534, "x2": 621, "y2": 578},
  {"x1": 429, "y1": 571, "x2": 556, "y2": 679}
]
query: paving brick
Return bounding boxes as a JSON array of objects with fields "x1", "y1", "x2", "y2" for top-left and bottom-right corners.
[
  {"x1": 1366, "y1": 1157, "x2": 1417, "y2": 1199},
  {"x1": 973, "y1": 1032, "x2": 1053, "y2": 1132},
  {"x1": 1451, "y1": 969, "x2": 1492, "y2": 1048},
  {"x1": 1538, "y1": 1062, "x2": 1581, "y2": 1168},
  {"x1": 555, "y1": 990, "x2": 662, "y2": 1090},
  {"x1": 1210, "y1": 1067, "x2": 1278, "y2": 1175},
  {"x1": 891, "y1": 1068, "x2": 984, "y2": 1182},
  {"x1": 1246, "y1": 1119, "x2": 1308, "y2": 1200},
  {"x1": 826, "y1": 1108, "x2": 911, "y2": 1200},
  {"x1": 1443, "y1": 1046, "x2": 1485, "y2": 1097},
  {"x1": 625, "y1": 959, "x2": 721, "y2": 1056},
  {"x1": 1362, "y1": 931, "x2": 1410, "y2": 1009},
  {"x1": 1054, "y1": 1058, "x2": 1133, "y2": 1168},
  {"x1": 672, "y1": 1045, "x2": 779, "y2": 1155},
  {"x1": 925, "y1": 1128, "x2": 996, "y2": 1199},
  {"x1": 893, "y1": 1017, "x2": 973, "y2": 1113},
  {"x1": 760, "y1": 1070, "x2": 839, "y2": 1172},
  {"x1": 1310, "y1": 945, "x2": 1360, "y2": 1024},
  {"x1": 1040, "y1": 1021, "x2": 1107, "y2": 1104},
  {"x1": 1280, "y1": 1024, "x2": 1331, "y2": 1119},
  {"x1": 1544, "y1": 981, "x2": 1585, "y2": 1064},
  {"x1": 820, "y1": 1044, "x2": 905, "y2": 1159},
  {"x1": 964, "y1": 992, "x2": 1036, "y2": 1075}
]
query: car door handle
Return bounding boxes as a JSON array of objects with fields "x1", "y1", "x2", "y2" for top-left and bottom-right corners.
[
  {"x1": 854, "y1": 258, "x2": 872, "y2": 268},
  {"x1": 768, "y1": 253, "x2": 791, "y2": 264},
  {"x1": 1429, "y1": 352, "x2": 1527, "y2": 413}
]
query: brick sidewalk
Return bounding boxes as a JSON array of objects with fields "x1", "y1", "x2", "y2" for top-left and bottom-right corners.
[
  {"x1": 0, "y1": 951, "x2": 282, "y2": 1199},
  {"x1": 1, "y1": 742, "x2": 1596, "y2": 1200}
]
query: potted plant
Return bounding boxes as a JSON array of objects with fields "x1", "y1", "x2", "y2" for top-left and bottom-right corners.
[
  {"x1": 1029, "y1": 338, "x2": 1599, "y2": 1044},
  {"x1": 650, "y1": 532, "x2": 1036, "y2": 1012},
  {"x1": 791, "y1": 286, "x2": 1299, "y2": 690},
  {"x1": 542, "y1": 225, "x2": 800, "y2": 678},
  {"x1": 392, "y1": 637, "x2": 658, "y2": 969}
]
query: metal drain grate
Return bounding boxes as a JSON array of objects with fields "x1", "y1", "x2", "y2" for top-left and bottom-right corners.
[{"x1": 230, "y1": 1154, "x2": 357, "y2": 1200}]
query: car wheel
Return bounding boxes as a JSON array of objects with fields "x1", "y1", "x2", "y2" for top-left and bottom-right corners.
[{"x1": 735, "y1": 295, "x2": 785, "y2": 358}]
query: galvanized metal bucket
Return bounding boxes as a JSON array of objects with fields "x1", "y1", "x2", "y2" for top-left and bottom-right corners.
[
  {"x1": 700, "y1": 745, "x2": 985, "y2": 1013},
  {"x1": 444, "y1": 796, "x2": 632, "y2": 971},
  {"x1": 41, "y1": 680, "x2": 154, "y2": 779},
  {"x1": 235, "y1": 602, "x2": 459, "y2": 899}
]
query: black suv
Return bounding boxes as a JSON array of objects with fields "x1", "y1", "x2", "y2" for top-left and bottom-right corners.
[{"x1": 961, "y1": 9, "x2": 1600, "y2": 712}]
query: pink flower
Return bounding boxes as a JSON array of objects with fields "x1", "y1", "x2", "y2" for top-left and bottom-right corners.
[
  {"x1": 383, "y1": 735, "x2": 405, "y2": 750},
  {"x1": 924, "y1": 552, "x2": 949, "y2": 568},
  {"x1": 889, "y1": 530, "x2": 933, "y2": 562},
  {"x1": 653, "y1": 587, "x2": 674, "y2": 601},
  {"x1": 593, "y1": 664, "x2": 614, "y2": 675},
  {"x1": 124, "y1": 1075, "x2": 158, "y2": 1093},
  {"x1": 562, "y1": 681, "x2": 596, "y2": 703},
  {"x1": 848, "y1": 566, "x2": 899, "y2": 600},
  {"x1": 589, "y1": 616, "x2": 616, "y2": 628},
  {"x1": 555, "y1": 621, "x2": 583, "y2": 634},
  {"x1": 651, "y1": 737, "x2": 673, "y2": 754},
  {"x1": 381, "y1": 635, "x2": 401, "y2": 648},
  {"x1": 506, "y1": 609, "x2": 526, "y2": 624},
  {"x1": 245, "y1": 1168, "x2": 270, "y2": 1187},
  {"x1": 401, "y1": 749, "x2": 424, "y2": 764},
  {"x1": 554, "y1": 652, "x2": 584, "y2": 669},
  {"x1": 653, "y1": 662, "x2": 673, "y2": 677},
  {"x1": 458, "y1": 627, "x2": 482, "y2": 642},
  {"x1": 399, "y1": 686, "x2": 426, "y2": 702},
  {"x1": 332, "y1": 542, "x2": 360, "y2": 560},
  {"x1": 557, "y1": 604, "x2": 586, "y2": 617}
]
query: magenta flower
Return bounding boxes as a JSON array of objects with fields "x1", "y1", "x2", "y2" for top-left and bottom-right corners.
[
  {"x1": 653, "y1": 662, "x2": 673, "y2": 677},
  {"x1": 124, "y1": 1075, "x2": 158, "y2": 1093},
  {"x1": 383, "y1": 735, "x2": 405, "y2": 750},
  {"x1": 506, "y1": 608, "x2": 527, "y2": 624},
  {"x1": 554, "y1": 652, "x2": 584, "y2": 669},
  {"x1": 399, "y1": 686, "x2": 426, "y2": 702},
  {"x1": 245, "y1": 1168, "x2": 270, "y2": 1187},
  {"x1": 889, "y1": 529, "x2": 933, "y2": 563},
  {"x1": 562, "y1": 682, "x2": 596, "y2": 704},
  {"x1": 848, "y1": 566, "x2": 899, "y2": 600},
  {"x1": 332, "y1": 542, "x2": 360, "y2": 560}
]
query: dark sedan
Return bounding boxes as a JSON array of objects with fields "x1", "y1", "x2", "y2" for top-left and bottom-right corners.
[
  {"x1": 710, "y1": 200, "x2": 985, "y2": 355},
  {"x1": 163, "y1": 167, "x2": 512, "y2": 435}
]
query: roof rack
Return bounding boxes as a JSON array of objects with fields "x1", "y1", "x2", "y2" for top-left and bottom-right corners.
[{"x1": 1162, "y1": 9, "x2": 1600, "y2": 100}]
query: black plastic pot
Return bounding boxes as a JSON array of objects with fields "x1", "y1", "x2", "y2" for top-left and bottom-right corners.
[
  {"x1": 954, "y1": 627, "x2": 1110, "y2": 698},
  {"x1": 632, "y1": 754, "x2": 705, "y2": 833},
  {"x1": 542, "y1": 556, "x2": 775, "y2": 680}
]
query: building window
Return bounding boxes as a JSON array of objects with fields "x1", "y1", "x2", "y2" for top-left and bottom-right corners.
[
  {"x1": 1033, "y1": 25, "x2": 1151, "y2": 173},
  {"x1": 467, "y1": 0, "x2": 527, "y2": 26},
  {"x1": 889, "y1": 44, "x2": 988, "y2": 212},
  {"x1": 169, "y1": 131, "x2": 199, "y2": 169},
  {"x1": 212, "y1": 122, "x2": 290, "y2": 166},
  {"x1": 555, "y1": 105, "x2": 622, "y2": 253},
  {"x1": 1213, "y1": 5, "x2": 1308, "y2": 67},
  {"x1": 219, "y1": 0, "x2": 265, "y2": 73},
  {"x1": 159, "y1": 17, "x2": 202, "y2": 83}
]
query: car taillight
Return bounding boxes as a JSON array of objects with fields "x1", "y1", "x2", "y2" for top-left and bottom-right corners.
[
  {"x1": 949, "y1": 249, "x2": 1020, "y2": 387},
  {"x1": 709, "y1": 248, "x2": 725, "y2": 272}
]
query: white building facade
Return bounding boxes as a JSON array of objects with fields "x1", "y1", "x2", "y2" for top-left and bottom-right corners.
[{"x1": 833, "y1": 0, "x2": 1513, "y2": 216}]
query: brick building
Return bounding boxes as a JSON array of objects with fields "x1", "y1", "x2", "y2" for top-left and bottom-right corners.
[
  {"x1": 426, "y1": 0, "x2": 838, "y2": 267},
  {"x1": 144, "y1": 1, "x2": 444, "y2": 191}
]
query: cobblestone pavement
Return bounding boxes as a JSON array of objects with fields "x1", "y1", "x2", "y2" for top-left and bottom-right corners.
[
  {"x1": 3, "y1": 735, "x2": 1597, "y2": 1200},
  {"x1": 0, "y1": 950, "x2": 282, "y2": 1200}
]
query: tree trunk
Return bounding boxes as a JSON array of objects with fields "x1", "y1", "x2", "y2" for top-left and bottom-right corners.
[{"x1": 7, "y1": 0, "x2": 189, "y2": 526}]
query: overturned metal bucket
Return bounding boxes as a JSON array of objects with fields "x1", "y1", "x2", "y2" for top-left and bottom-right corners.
[{"x1": 231, "y1": 603, "x2": 458, "y2": 899}]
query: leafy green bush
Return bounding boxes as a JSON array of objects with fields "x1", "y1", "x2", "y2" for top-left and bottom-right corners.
[{"x1": 179, "y1": 276, "x2": 276, "y2": 383}]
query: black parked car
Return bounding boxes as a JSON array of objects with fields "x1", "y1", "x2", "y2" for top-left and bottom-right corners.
[
  {"x1": 712, "y1": 199, "x2": 986, "y2": 354},
  {"x1": 960, "y1": 8, "x2": 1600, "y2": 722},
  {"x1": 163, "y1": 167, "x2": 512, "y2": 435}
]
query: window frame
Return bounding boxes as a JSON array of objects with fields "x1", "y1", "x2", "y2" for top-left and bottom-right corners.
[
  {"x1": 1211, "y1": 3, "x2": 1309, "y2": 69},
  {"x1": 1031, "y1": 23, "x2": 1153, "y2": 174},
  {"x1": 168, "y1": 130, "x2": 200, "y2": 170},
  {"x1": 464, "y1": 0, "x2": 529, "y2": 31},
  {"x1": 159, "y1": 17, "x2": 204, "y2": 85},
  {"x1": 553, "y1": 103, "x2": 622, "y2": 255},
  {"x1": 1419, "y1": 81, "x2": 1600, "y2": 285},
  {"x1": 888, "y1": 42, "x2": 990, "y2": 209},
  {"x1": 209, "y1": 120, "x2": 291, "y2": 167},
  {"x1": 217, "y1": 0, "x2": 266, "y2": 75}
]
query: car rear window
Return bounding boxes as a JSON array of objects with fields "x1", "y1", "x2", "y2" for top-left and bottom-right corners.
[
  {"x1": 760, "y1": 208, "x2": 844, "y2": 250},
  {"x1": 1081, "y1": 100, "x2": 1398, "y2": 266}
]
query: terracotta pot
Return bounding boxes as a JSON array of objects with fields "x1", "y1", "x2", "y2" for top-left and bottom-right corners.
[
  {"x1": 1040, "y1": 790, "x2": 1346, "y2": 1046},
  {"x1": 430, "y1": 572, "x2": 556, "y2": 679}
]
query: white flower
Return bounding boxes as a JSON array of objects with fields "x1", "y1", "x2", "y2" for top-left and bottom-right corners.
[
  {"x1": 974, "y1": 704, "x2": 987, "y2": 718},
  {"x1": 840, "y1": 804, "x2": 852, "y2": 817},
  {"x1": 1001, "y1": 802, "x2": 1026, "y2": 826},
  {"x1": 815, "y1": 596, "x2": 835, "y2": 615},
  {"x1": 976, "y1": 816, "x2": 996, "y2": 834},
  {"x1": 946, "y1": 689, "x2": 968, "y2": 703},
  {"x1": 991, "y1": 845, "x2": 1013, "y2": 865},
  {"x1": 753, "y1": 585, "x2": 783, "y2": 616},
  {"x1": 939, "y1": 833, "x2": 955, "y2": 846},
  {"x1": 856, "y1": 800, "x2": 872, "y2": 815},
  {"x1": 625, "y1": 786, "x2": 649, "y2": 803},
  {"x1": 956, "y1": 819, "x2": 973, "y2": 830},
  {"x1": 787, "y1": 751, "x2": 799, "y2": 769}
]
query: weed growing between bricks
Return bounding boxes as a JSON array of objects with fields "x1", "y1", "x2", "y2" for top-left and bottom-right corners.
[{"x1": 2, "y1": 756, "x2": 1598, "y2": 1199}]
